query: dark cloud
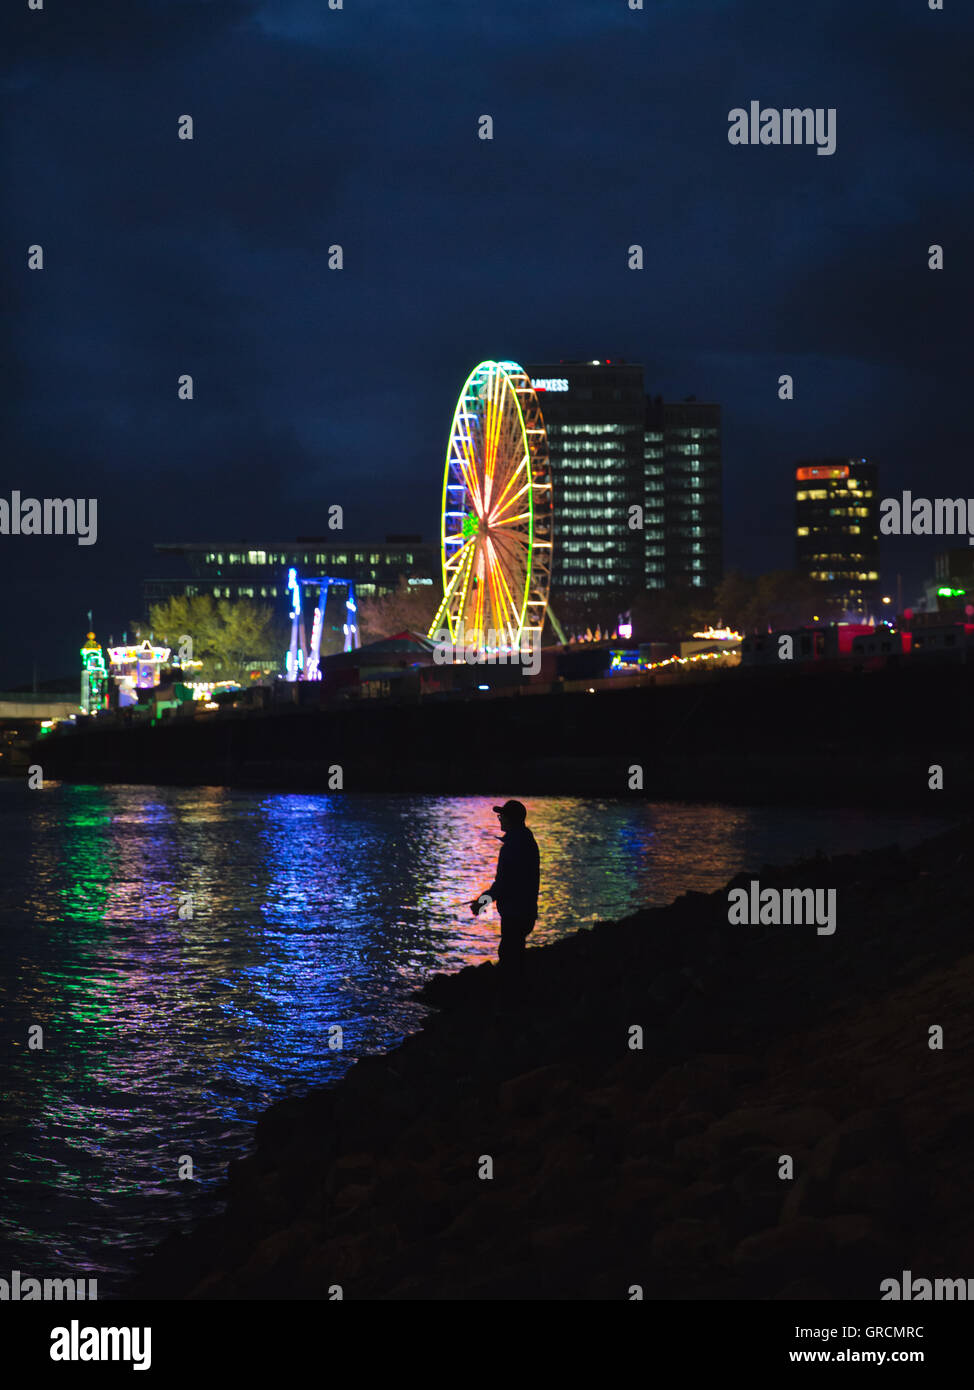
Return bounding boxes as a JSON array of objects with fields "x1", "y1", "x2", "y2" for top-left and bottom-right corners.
[{"x1": 5, "y1": 0, "x2": 255, "y2": 65}]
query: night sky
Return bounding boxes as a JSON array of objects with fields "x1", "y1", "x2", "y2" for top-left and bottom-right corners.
[{"x1": 2, "y1": 0, "x2": 971, "y2": 688}]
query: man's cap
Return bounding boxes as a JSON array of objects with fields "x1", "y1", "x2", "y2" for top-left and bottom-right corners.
[{"x1": 492, "y1": 799, "x2": 527, "y2": 820}]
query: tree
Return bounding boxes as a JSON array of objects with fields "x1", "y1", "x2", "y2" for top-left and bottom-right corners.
[
  {"x1": 625, "y1": 586, "x2": 714, "y2": 645},
  {"x1": 708, "y1": 568, "x2": 833, "y2": 634},
  {"x1": 147, "y1": 595, "x2": 283, "y2": 681},
  {"x1": 210, "y1": 599, "x2": 283, "y2": 675},
  {"x1": 708, "y1": 570, "x2": 754, "y2": 630},
  {"x1": 357, "y1": 577, "x2": 439, "y2": 643}
]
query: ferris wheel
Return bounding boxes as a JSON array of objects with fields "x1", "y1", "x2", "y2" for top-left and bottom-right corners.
[{"x1": 428, "y1": 360, "x2": 553, "y2": 651}]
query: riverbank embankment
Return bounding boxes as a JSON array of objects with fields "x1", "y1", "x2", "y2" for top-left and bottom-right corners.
[
  {"x1": 36, "y1": 662, "x2": 974, "y2": 811},
  {"x1": 126, "y1": 818, "x2": 974, "y2": 1299}
]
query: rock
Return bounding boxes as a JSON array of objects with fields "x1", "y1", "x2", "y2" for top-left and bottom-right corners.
[
  {"x1": 733, "y1": 1219, "x2": 835, "y2": 1287},
  {"x1": 498, "y1": 1064, "x2": 569, "y2": 1117},
  {"x1": 396, "y1": 1122, "x2": 443, "y2": 1163},
  {"x1": 329, "y1": 1232, "x2": 382, "y2": 1283},
  {"x1": 538, "y1": 1132, "x2": 590, "y2": 1176},
  {"x1": 605, "y1": 1170, "x2": 677, "y2": 1222},
  {"x1": 443, "y1": 1194, "x2": 510, "y2": 1242},
  {"x1": 623, "y1": 1121, "x2": 670, "y2": 1159},
  {"x1": 332, "y1": 1182, "x2": 371, "y2": 1215},
  {"x1": 646, "y1": 968, "x2": 692, "y2": 1010},
  {"x1": 726, "y1": 1147, "x2": 792, "y2": 1235},
  {"x1": 834, "y1": 1160, "x2": 909, "y2": 1216},
  {"x1": 780, "y1": 1173, "x2": 832, "y2": 1223},
  {"x1": 245, "y1": 1169, "x2": 293, "y2": 1226},
  {"x1": 824, "y1": 1214, "x2": 899, "y2": 1297},
  {"x1": 679, "y1": 1085, "x2": 732, "y2": 1114},
  {"x1": 941, "y1": 1109, "x2": 974, "y2": 1145},
  {"x1": 662, "y1": 1111, "x2": 713, "y2": 1142},
  {"x1": 396, "y1": 1192, "x2": 458, "y2": 1241},
  {"x1": 707, "y1": 1105, "x2": 834, "y2": 1156},
  {"x1": 810, "y1": 1109, "x2": 904, "y2": 1182},
  {"x1": 773, "y1": 1278, "x2": 833, "y2": 1300},
  {"x1": 673, "y1": 1132, "x2": 716, "y2": 1165},
  {"x1": 330, "y1": 1152, "x2": 374, "y2": 1187},
  {"x1": 239, "y1": 1219, "x2": 316, "y2": 1286},
  {"x1": 659, "y1": 1179, "x2": 738, "y2": 1225},
  {"x1": 650, "y1": 1218, "x2": 726, "y2": 1270},
  {"x1": 826, "y1": 1212, "x2": 896, "y2": 1252},
  {"x1": 530, "y1": 1223, "x2": 590, "y2": 1255}
]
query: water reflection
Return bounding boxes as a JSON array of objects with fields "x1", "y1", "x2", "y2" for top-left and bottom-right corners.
[{"x1": 0, "y1": 782, "x2": 948, "y2": 1292}]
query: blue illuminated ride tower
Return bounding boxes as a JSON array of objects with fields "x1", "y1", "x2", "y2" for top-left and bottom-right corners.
[{"x1": 286, "y1": 568, "x2": 360, "y2": 680}]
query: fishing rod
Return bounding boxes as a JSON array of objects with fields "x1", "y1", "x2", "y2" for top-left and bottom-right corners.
[{"x1": 392, "y1": 895, "x2": 493, "y2": 913}]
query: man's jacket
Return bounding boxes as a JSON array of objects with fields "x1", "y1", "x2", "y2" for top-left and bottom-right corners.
[{"x1": 488, "y1": 825, "x2": 540, "y2": 920}]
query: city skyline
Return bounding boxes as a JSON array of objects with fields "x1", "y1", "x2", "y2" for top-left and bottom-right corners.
[
  {"x1": 3, "y1": 0, "x2": 971, "y2": 686},
  {"x1": 0, "y1": 351, "x2": 963, "y2": 687}
]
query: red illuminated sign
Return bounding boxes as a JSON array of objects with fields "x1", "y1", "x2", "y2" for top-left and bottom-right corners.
[{"x1": 796, "y1": 465, "x2": 850, "y2": 481}]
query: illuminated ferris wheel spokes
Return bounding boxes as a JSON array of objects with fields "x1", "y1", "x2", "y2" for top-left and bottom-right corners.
[{"x1": 430, "y1": 360, "x2": 552, "y2": 653}]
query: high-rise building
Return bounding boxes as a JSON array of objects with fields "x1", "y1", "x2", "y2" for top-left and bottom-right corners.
[
  {"x1": 794, "y1": 459, "x2": 880, "y2": 615},
  {"x1": 525, "y1": 361, "x2": 645, "y2": 596},
  {"x1": 525, "y1": 361, "x2": 722, "y2": 597},
  {"x1": 644, "y1": 395, "x2": 722, "y2": 590}
]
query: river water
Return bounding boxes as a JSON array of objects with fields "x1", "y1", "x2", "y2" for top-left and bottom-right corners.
[{"x1": 0, "y1": 782, "x2": 948, "y2": 1294}]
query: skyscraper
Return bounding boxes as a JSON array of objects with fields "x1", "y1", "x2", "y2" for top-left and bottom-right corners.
[
  {"x1": 525, "y1": 361, "x2": 645, "y2": 597},
  {"x1": 644, "y1": 395, "x2": 722, "y2": 590},
  {"x1": 525, "y1": 361, "x2": 722, "y2": 599},
  {"x1": 794, "y1": 459, "x2": 880, "y2": 615}
]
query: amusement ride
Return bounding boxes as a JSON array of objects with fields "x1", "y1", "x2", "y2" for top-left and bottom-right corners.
[{"x1": 427, "y1": 360, "x2": 556, "y2": 652}]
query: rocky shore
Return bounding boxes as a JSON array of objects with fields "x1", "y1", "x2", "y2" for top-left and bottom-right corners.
[{"x1": 127, "y1": 818, "x2": 974, "y2": 1300}]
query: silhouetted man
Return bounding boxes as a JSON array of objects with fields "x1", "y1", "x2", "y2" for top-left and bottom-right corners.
[{"x1": 470, "y1": 800, "x2": 540, "y2": 975}]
